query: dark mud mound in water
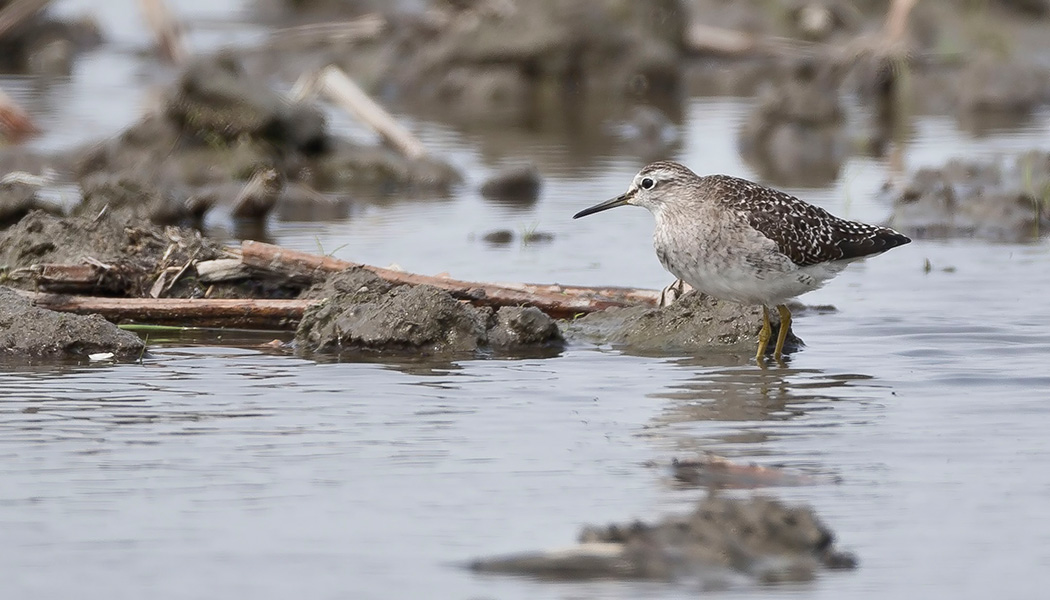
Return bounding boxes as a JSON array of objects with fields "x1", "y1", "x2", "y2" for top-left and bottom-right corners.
[
  {"x1": 563, "y1": 291, "x2": 802, "y2": 355},
  {"x1": 0, "y1": 287, "x2": 143, "y2": 360},
  {"x1": 471, "y1": 494, "x2": 856, "y2": 586},
  {"x1": 296, "y1": 269, "x2": 564, "y2": 355},
  {"x1": 884, "y1": 151, "x2": 1050, "y2": 241}
]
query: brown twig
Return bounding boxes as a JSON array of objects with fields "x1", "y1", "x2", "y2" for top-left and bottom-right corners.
[{"x1": 239, "y1": 240, "x2": 654, "y2": 318}]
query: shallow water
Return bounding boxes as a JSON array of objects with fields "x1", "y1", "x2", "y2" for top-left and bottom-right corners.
[{"x1": 4, "y1": 1, "x2": 1050, "y2": 599}]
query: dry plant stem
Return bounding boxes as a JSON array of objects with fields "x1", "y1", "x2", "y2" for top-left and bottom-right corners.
[
  {"x1": 23, "y1": 292, "x2": 309, "y2": 329},
  {"x1": 0, "y1": 0, "x2": 51, "y2": 40},
  {"x1": 294, "y1": 66, "x2": 427, "y2": 159},
  {"x1": 138, "y1": 0, "x2": 187, "y2": 64},
  {"x1": 239, "y1": 241, "x2": 648, "y2": 318}
]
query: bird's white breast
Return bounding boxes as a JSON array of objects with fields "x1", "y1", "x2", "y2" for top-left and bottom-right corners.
[{"x1": 652, "y1": 209, "x2": 849, "y2": 306}]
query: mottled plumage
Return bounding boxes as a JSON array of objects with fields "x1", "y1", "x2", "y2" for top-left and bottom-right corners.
[
  {"x1": 573, "y1": 160, "x2": 911, "y2": 362},
  {"x1": 705, "y1": 173, "x2": 910, "y2": 267}
]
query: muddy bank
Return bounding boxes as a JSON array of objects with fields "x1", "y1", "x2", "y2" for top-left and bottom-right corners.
[
  {"x1": 0, "y1": 286, "x2": 143, "y2": 360},
  {"x1": 471, "y1": 494, "x2": 856, "y2": 586},
  {"x1": 0, "y1": 211, "x2": 799, "y2": 358},
  {"x1": 563, "y1": 291, "x2": 802, "y2": 356},
  {"x1": 883, "y1": 150, "x2": 1050, "y2": 241}
]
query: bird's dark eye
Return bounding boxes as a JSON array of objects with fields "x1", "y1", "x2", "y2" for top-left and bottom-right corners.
[{"x1": 640, "y1": 177, "x2": 655, "y2": 190}]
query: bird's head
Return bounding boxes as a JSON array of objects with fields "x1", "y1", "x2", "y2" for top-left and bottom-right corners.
[{"x1": 572, "y1": 161, "x2": 698, "y2": 219}]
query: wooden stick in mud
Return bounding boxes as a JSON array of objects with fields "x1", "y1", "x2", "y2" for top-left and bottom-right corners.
[
  {"x1": 0, "y1": 86, "x2": 39, "y2": 141},
  {"x1": 0, "y1": 0, "x2": 52, "y2": 40},
  {"x1": 293, "y1": 65, "x2": 426, "y2": 160},
  {"x1": 138, "y1": 0, "x2": 188, "y2": 64},
  {"x1": 25, "y1": 292, "x2": 310, "y2": 329},
  {"x1": 239, "y1": 240, "x2": 654, "y2": 318}
]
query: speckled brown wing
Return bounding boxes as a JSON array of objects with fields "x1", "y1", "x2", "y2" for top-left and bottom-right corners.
[{"x1": 707, "y1": 175, "x2": 911, "y2": 267}]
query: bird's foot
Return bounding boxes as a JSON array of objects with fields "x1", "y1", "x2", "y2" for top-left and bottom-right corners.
[{"x1": 658, "y1": 278, "x2": 693, "y2": 307}]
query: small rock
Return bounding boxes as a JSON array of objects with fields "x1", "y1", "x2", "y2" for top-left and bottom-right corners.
[
  {"x1": 480, "y1": 165, "x2": 542, "y2": 205},
  {"x1": 482, "y1": 229, "x2": 514, "y2": 245},
  {"x1": 487, "y1": 306, "x2": 563, "y2": 349},
  {"x1": 0, "y1": 287, "x2": 144, "y2": 360}
]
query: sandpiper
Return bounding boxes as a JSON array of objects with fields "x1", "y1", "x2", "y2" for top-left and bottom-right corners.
[{"x1": 573, "y1": 161, "x2": 910, "y2": 362}]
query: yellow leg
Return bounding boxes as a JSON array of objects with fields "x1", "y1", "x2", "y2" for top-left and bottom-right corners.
[
  {"x1": 774, "y1": 304, "x2": 792, "y2": 360},
  {"x1": 756, "y1": 306, "x2": 772, "y2": 361}
]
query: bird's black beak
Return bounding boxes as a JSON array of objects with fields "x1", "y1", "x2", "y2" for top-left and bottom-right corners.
[{"x1": 573, "y1": 191, "x2": 633, "y2": 219}]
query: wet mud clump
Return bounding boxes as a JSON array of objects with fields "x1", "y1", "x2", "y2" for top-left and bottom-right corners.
[
  {"x1": 563, "y1": 291, "x2": 802, "y2": 356},
  {"x1": 71, "y1": 53, "x2": 461, "y2": 230},
  {"x1": 884, "y1": 151, "x2": 1050, "y2": 241},
  {"x1": 0, "y1": 287, "x2": 144, "y2": 360},
  {"x1": 471, "y1": 495, "x2": 856, "y2": 586},
  {"x1": 296, "y1": 269, "x2": 564, "y2": 355}
]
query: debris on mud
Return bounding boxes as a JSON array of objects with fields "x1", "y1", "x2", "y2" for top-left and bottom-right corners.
[
  {"x1": 883, "y1": 150, "x2": 1050, "y2": 241},
  {"x1": 563, "y1": 291, "x2": 802, "y2": 355},
  {"x1": 0, "y1": 211, "x2": 306, "y2": 300},
  {"x1": 0, "y1": 286, "x2": 144, "y2": 360},
  {"x1": 471, "y1": 494, "x2": 856, "y2": 585}
]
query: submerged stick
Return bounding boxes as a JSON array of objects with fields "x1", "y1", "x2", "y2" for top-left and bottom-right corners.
[{"x1": 239, "y1": 240, "x2": 651, "y2": 318}]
